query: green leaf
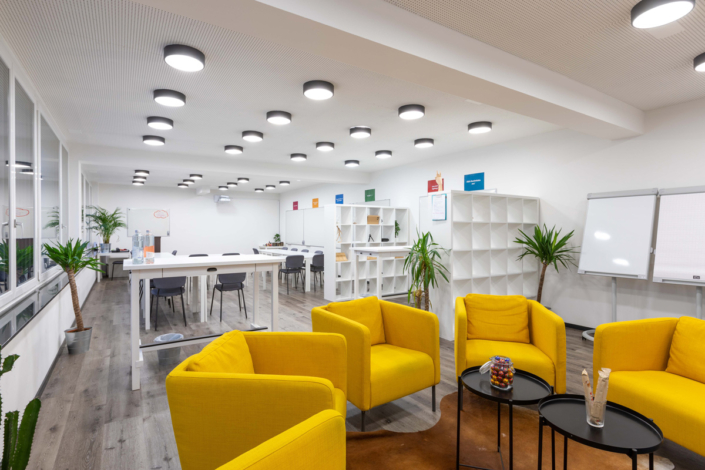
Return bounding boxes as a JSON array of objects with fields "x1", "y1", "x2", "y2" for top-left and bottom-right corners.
[
  {"x1": 404, "y1": 230, "x2": 450, "y2": 309},
  {"x1": 0, "y1": 355, "x2": 18, "y2": 378}
]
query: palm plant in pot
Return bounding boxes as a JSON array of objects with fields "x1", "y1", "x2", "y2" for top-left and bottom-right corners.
[
  {"x1": 85, "y1": 206, "x2": 126, "y2": 253},
  {"x1": 43, "y1": 239, "x2": 103, "y2": 354},
  {"x1": 514, "y1": 225, "x2": 579, "y2": 303},
  {"x1": 403, "y1": 231, "x2": 449, "y2": 311}
]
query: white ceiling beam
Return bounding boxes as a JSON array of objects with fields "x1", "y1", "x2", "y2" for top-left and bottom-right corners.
[{"x1": 134, "y1": 0, "x2": 644, "y2": 140}]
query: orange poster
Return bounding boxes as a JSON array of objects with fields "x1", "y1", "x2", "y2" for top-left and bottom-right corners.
[{"x1": 312, "y1": 198, "x2": 319, "y2": 208}]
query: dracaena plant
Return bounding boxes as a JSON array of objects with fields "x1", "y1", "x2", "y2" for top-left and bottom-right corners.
[
  {"x1": 403, "y1": 231, "x2": 449, "y2": 311},
  {"x1": 514, "y1": 224, "x2": 579, "y2": 303},
  {"x1": 84, "y1": 206, "x2": 126, "y2": 244}
]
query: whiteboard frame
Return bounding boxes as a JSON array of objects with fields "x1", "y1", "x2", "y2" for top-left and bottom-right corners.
[{"x1": 577, "y1": 188, "x2": 657, "y2": 280}]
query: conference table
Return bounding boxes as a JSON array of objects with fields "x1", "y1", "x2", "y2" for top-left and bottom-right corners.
[
  {"x1": 125, "y1": 253, "x2": 285, "y2": 390},
  {"x1": 96, "y1": 251, "x2": 130, "y2": 282},
  {"x1": 260, "y1": 248, "x2": 318, "y2": 293}
]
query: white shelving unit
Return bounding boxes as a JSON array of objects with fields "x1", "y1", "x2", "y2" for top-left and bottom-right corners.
[
  {"x1": 325, "y1": 204, "x2": 410, "y2": 302},
  {"x1": 450, "y1": 191, "x2": 540, "y2": 300}
]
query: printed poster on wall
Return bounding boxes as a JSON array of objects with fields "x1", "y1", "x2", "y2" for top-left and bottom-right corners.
[
  {"x1": 365, "y1": 189, "x2": 375, "y2": 202},
  {"x1": 312, "y1": 198, "x2": 319, "y2": 208},
  {"x1": 428, "y1": 179, "x2": 444, "y2": 193},
  {"x1": 335, "y1": 194, "x2": 344, "y2": 204},
  {"x1": 431, "y1": 194, "x2": 447, "y2": 221},
  {"x1": 293, "y1": 201, "x2": 298, "y2": 210},
  {"x1": 464, "y1": 172, "x2": 485, "y2": 191}
]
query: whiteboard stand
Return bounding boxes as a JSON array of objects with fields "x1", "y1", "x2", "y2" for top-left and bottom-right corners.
[{"x1": 582, "y1": 276, "x2": 618, "y2": 342}]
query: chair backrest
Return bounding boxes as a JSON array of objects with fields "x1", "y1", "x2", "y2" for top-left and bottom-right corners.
[
  {"x1": 189, "y1": 254, "x2": 208, "y2": 257},
  {"x1": 315, "y1": 250, "x2": 323, "y2": 254},
  {"x1": 223, "y1": 253, "x2": 240, "y2": 256},
  {"x1": 153, "y1": 276, "x2": 187, "y2": 289},
  {"x1": 301, "y1": 249, "x2": 309, "y2": 253},
  {"x1": 290, "y1": 248, "x2": 298, "y2": 251},
  {"x1": 281, "y1": 247, "x2": 288, "y2": 250},
  {"x1": 286, "y1": 255, "x2": 305, "y2": 269},
  {"x1": 218, "y1": 272, "x2": 247, "y2": 284},
  {"x1": 172, "y1": 250, "x2": 178, "y2": 256},
  {"x1": 252, "y1": 248, "x2": 260, "y2": 254},
  {"x1": 312, "y1": 254, "x2": 324, "y2": 267}
]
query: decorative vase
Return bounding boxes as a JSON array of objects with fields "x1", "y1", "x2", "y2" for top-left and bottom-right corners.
[
  {"x1": 100, "y1": 243, "x2": 111, "y2": 253},
  {"x1": 65, "y1": 327, "x2": 92, "y2": 354}
]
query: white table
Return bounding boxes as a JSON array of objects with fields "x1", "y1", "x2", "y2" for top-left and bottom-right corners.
[
  {"x1": 352, "y1": 246, "x2": 411, "y2": 299},
  {"x1": 96, "y1": 251, "x2": 130, "y2": 282},
  {"x1": 125, "y1": 253, "x2": 285, "y2": 390},
  {"x1": 261, "y1": 248, "x2": 318, "y2": 293}
]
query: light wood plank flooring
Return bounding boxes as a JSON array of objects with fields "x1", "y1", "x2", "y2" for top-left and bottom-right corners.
[{"x1": 29, "y1": 275, "x2": 704, "y2": 469}]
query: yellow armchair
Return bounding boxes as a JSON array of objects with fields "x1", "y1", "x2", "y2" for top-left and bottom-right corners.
[
  {"x1": 216, "y1": 410, "x2": 345, "y2": 470},
  {"x1": 455, "y1": 294, "x2": 566, "y2": 394},
  {"x1": 166, "y1": 331, "x2": 347, "y2": 470},
  {"x1": 312, "y1": 296, "x2": 440, "y2": 431}
]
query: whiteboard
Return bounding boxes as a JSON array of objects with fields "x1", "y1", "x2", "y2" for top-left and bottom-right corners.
[
  {"x1": 285, "y1": 210, "x2": 304, "y2": 245},
  {"x1": 653, "y1": 187, "x2": 705, "y2": 285},
  {"x1": 127, "y1": 208, "x2": 170, "y2": 237},
  {"x1": 577, "y1": 190, "x2": 657, "y2": 279},
  {"x1": 303, "y1": 208, "x2": 326, "y2": 247}
]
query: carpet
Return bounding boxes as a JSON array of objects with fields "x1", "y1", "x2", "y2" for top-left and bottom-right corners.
[{"x1": 347, "y1": 390, "x2": 673, "y2": 470}]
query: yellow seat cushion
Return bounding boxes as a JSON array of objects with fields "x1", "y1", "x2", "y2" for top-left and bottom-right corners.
[
  {"x1": 466, "y1": 340, "x2": 555, "y2": 388},
  {"x1": 327, "y1": 296, "x2": 386, "y2": 345},
  {"x1": 187, "y1": 330, "x2": 255, "y2": 374},
  {"x1": 465, "y1": 294, "x2": 530, "y2": 343},
  {"x1": 666, "y1": 316, "x2": 705, "y2": 384},
  {"x1": 608, "y1": 371, "x2": 705, "y2": 457},
  {"x1": 369, "y1": 344, "x2": 434, "y2": 408}
]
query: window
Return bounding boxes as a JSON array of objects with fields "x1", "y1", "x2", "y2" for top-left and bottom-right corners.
[
  {"x1": 40, "y1": 116, "x2": 60, "y2": 273},
  {"x1": 14, "y1": 81, "x2": 35, "y2": 287},
  {"x1": 0, "y1": 59, "x2": 9, "y2": 297},
  {"x1": 61, "y1": 146, "x2": 68, "y2": 242}
]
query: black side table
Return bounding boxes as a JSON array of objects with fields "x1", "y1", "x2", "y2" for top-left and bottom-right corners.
[
  {"x1": 457, "y1": 366, "x2": 553, "y2": 470},
  {"x1": 538, "y1": 395, "x2": 663, "y2": 470}
]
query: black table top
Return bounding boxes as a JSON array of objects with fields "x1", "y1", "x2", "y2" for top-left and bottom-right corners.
[
  {"x1": 460, "y1": 366, "x2": 552, "y2": 405},
  {"x1": 538, "y1": 395, "x2": 663, "y2": 454}
]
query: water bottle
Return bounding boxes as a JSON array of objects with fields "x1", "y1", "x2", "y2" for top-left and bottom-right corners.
[
  {"x1": 131, "y1": 230, "x2": 144, "y2": 264},
  {"x1": 144, "y1": 230, "x2": 155, "y2": 264}
]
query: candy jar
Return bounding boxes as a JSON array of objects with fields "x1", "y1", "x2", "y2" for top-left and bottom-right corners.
[{"x1": 489, "y1": 356, "x2": 515, "y2": 391}]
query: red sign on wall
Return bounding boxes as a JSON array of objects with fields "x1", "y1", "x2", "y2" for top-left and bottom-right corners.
[
  {"x1": 293, "y1": 201, "x2": 298, "y2": 210},
  {"x1": 428, "y1": 179, "x2": 444, "y2": 193}
]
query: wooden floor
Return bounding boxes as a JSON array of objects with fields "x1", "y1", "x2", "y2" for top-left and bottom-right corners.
[{"x1": 29, "y1": 275, "x2": 704, "y2": 469}]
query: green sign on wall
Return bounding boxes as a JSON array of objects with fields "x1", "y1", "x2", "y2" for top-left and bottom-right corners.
[{"x1": 365, "y1": 189, "x2": 375, "y2": 202}]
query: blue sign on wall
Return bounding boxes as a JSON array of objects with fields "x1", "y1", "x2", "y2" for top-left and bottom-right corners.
[
  {"x1": 464, "y1": 172, "x2": 485, "y2": 191},
  {"x1": 335, "y1": 194, "x2": 344, "y2": 204}
]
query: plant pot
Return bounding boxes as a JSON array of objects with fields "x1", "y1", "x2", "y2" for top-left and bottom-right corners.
[
  {"x1": 100, "y1": 243, "x2": 111, "y2": 253},
  {"x1": 65, "y1": 327, "x2": 92, "y2": 354}
]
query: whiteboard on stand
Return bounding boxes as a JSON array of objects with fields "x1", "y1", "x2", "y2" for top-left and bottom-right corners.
[
  {"x1": 127, "y1": 208, "x2": 170, "y2": 237},
  {"x1": 285, "y1": 210, "x2": 304, "y2": 245},
  {"x1": 577, "y1": 189, "x2": 657, "y2": 279}
]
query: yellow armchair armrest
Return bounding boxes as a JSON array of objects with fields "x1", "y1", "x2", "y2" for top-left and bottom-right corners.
[
  {"x1": 167, "y1": 365, "x2": 339, "y2": 470},
  {"x1": 217, "y1": 410, "x2": 346, "y2": 470},
  {"x1": 380, "y1": 300, "x2": 440, "y2": 385},
  {"x1": 312, "y1": 306, "x2": 371, "y2": 410},
  {"x1": 528, "y1": 301, "x2": 567, "y2": 394},
  {"x1": 593, "y1": 317, "x2": 678, "y2": 381},
  {"x1": 455, "y1": 297, "x2": 468, "y2": 379},
  {"x1": 244, "y1": 332, "x2": 347, "y2": 395}
]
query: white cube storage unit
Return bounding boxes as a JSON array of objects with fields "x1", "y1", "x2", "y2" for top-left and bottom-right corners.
[
  {"x1": 450, "y1": 191, "x2": 539, "y2": 300},
  {"x1": 325, "y1": 204, "x2": 410, "y2": 302}
]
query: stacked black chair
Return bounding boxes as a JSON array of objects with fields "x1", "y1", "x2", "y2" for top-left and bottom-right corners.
[
  {"x1": 280, "y1": 255, "x2": 305, "y2": 295},
  {"x1": 311, "y1": 254, "x2": 324, "y2": 292},
  {"x1": 151, "y1": 276, "x2": 187, "y2": 330},
  {"x1": 210, "y1": 273, "x2": 248, "y2": 322}
]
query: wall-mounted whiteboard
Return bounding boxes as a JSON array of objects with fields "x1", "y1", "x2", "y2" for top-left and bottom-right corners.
[
  {"x1": 653, "y1": 186, "x2": 705, "y2": 285},
  {"x1": 578, "y1": 189, "x2": 657, "y2": 279},
  {"x1": 303, "y1": 208, "x2": 326, "y2": 247},
  {"x1": 285, "y1": 210, "x2": 304, "y2": 245},
  {"x1": 127, "y1": 208, "x2": 170, "y2": 237}
]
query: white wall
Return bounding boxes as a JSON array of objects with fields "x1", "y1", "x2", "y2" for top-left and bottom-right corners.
[
  {"x1": 97, "y1": 184, "x2": 281, "y2": 255},
  {"x1": 281, "y1": 97, "x2": 705, "y2": 335}
]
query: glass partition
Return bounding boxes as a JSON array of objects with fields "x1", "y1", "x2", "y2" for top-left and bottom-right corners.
[
  {"x1": 40, "y1": 116, "x2": 60, "y2": 273},
  {"x1": 61, "y1": 146, "x2": 68, "y2": 242},
  {"x1": 14, "y1": 81, "x2": 35, "y2": 287},
  {"x1": 0, "y1": 59, "x2": 9, "y2": 296}
]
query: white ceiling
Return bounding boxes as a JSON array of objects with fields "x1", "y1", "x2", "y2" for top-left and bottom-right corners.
[
  {"x1": 382, "y1": 0, "x2": 705, "y2": 111},
  {"x1": 0, "y1": 0, "x2": 559, "y2": 190}
]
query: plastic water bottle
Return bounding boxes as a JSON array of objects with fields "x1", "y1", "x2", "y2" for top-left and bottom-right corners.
[
  {"x1": 131, "y1": 230, "x2": 144, "y2": 264},
  {"x1": 144, "y1": 230, "x2": 155, "y2": 264}
]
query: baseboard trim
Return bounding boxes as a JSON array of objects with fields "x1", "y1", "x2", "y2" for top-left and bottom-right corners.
[{"x1": 565, "y1": 322, "x2": 592, "y2": 331}]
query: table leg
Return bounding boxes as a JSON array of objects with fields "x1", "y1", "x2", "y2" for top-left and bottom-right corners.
[
  {"x1": 562, "y1": 435, "x2": 567, "y2": 470},
  {"x1": 629, "y1": 450, "x2": 637, "y2": 470},
  {"x1": 261, "y1": 270, "x2": 267, "y2": 290},
  {"x1": 551, "y1": 430, "x2": 555, "y2": 470},
  {"x1": 271, "y1": 266, "x2": 278, "y2": 331},
  {"x1": 376, "y1": 257, "x2": 383, "y2": 296},
  {"x1": 199, "y1": 275, "x2": 207, "y2": 322},
  {"x1": 649, "y1": 453, "x2": 653, "y2": 470},
  {"x1": 353, "y1": 253, "x2": 359, "y2": 298},
  {"x1": 144, "y1": 280, "x2": 151, "y2": 331},
  {"x1": 509, "y1": 402, "x2": 514, "y2": 470},
  {"x1": 130, "y1": 274, "x2": 141, "y2": 391},
  {"x1": 456, "y1": 377, "x2": 461, "y2": 470},
  {"x1": 538, "y1": 418, "x2": 543, "y2": 470},
  {"x1": 497, "y1": 402, "x2": 501, "y2": 452},
  {"x1": 305, "y1": 259, "x2": 311, "y2": 292},
  {"x1": 251, "y1": 269, "x2": 261, "y2": 329}
]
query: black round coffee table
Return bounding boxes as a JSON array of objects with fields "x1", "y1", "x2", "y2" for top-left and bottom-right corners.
[
  {"x1": 538, "y1": 395, "x2": 663, "y2": 470},
  {"x1": 457, "y1": 366, "x2": 553, "y2": 470}
]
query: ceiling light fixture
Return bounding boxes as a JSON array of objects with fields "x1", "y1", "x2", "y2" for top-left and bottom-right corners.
[
  {"x1": 414, "y1": 138, "x2": 434, "y2": 148},
  {"x1": 190, "y1": 174, "x2": 202, "y2": 180},
  {"x1": 695, "y1": 52, "x2": 705, "y2": 71},
  {"x1": 225, "y1": 145, "x2": 244, "y2": 155},
  {"x1": 398, "y1": 104, "x2": 425, "y2": 120},
  {"x1": 133, "y1": 176, "x2": 146, "y2": 182},
  {"x1": 153, "y1": 89, "x2": 186, "y2": 107},
  {"x1": 280, "y1": 181, "x2": 290, "y2": 186},
  {"x1": 242, "y1": 131, "x2": 263, "y2": 142},
  {"x1": 631, "y1": 0, "x2": 695, "y2": 28},
  {"x1": 178, "y1": 183, "x2": 188, "y2": 188},
  {"x1": 345, "y1": 160, "x2": 360, "y2": 167},
  {"x1": 266, "y1": 111, "x2": 292, "y2": 125},
  {"x1": 143, "y1": 135, "x2": 165, "y2": 146},
  {"x1": 255, "y1": 188, "x2": 264, "y2": 193},
  {"x1": 6, "y1": 161, "x2": 32, "y2": 168},
  {"x1": 238, "y1": 177, "x2": 249, "y2": 183},
  {"x1": 164, "y1": 44, "x2": 205, "y2": 72},
  {"x1": 291, "y1": 153, "x2": 307, "y2": 162},
  {"x1": 303, "y1": 80, "x2": 334, "y2": 100},
  {"x1": 227, "y1": 182, "x2": 237, "y2": 187},
  {"x1": 135, "y1": 169, "x2": 150, "y2": 176},
  {"x1": 316, "y1": 142, "x2": 335, "y2": 152},
  {"x1": 468, "y1": 121, "x2": 493, "y2": 134},
  {"x1": 147, "y1": 116, "x2": 173, "y2": 130},
  {"x1": 219, "y1": 186, "x2": 228, "y2": 191},
  {"x1": 21, "y1": 169, "x2": 34, "y2": 175},
  {"x1": 266, "y1": 185, "x2": 276, "y2": 190},
  {"x1": 183, "y1": 179, "x2": 195, "y2": 185},
  {"x1": 375, "y1": 150, "x2": 392, "y2": 159},
  {"x1": 132, "y1": 181, "x2": 144, "y2": 186},
  {"x1": 350, "y1": 126, "x2": 371, "y2": 139}
]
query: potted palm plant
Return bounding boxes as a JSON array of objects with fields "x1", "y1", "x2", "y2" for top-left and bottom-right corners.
[
  {"x1": 514, "y1": 225, "x2": 579, "y2": 303},
  {"x1": 43, "y1": 239, "x2": 103, "y2": 354},
  {"x1": 403, "y1": 231, "x2": 449, "y2": 311},
  {"x1": 85, "y1": 206, "x2": 127, "y2": 253}
]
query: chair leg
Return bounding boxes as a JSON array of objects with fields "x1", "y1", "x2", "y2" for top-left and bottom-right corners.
[
  {"x1": 180, "y1": 294, "x2": 187, "y2": 327},
  {"x1": 219, "y1": 289, "x2": 223, "y2": 322},
  {"x1": 170, "y1": 297, "x2": 174, "y2": 312},
  {"x1": 361, "y1": 410, "x2": 365, "y2": 432},
  {"x1": 154, "y1": 297, "x2": 159, "y2": 331},
  {"x1": 210, "y1": 286, "x2": 216, "y2": 316},
  {"x1": 238, "y1": 288, "x2": 242, "y2": 311},
  {"x1": 111, "y1": 263, "x2": 115, "y2": 280},
  {"x1": 286, "y1": 273, "x2": 289, "y2": 295},
  {"x1": 242, "y1": 289, "x2": 248, "y2": 319},
  {"x1": 432, "y1": 385, "x2": 436, "y2": 412}
]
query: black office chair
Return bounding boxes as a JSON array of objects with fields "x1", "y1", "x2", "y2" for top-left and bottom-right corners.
[
  {"x1": 290, "y1": 248, "x2": 298, "y2": 252},
  {"x1": 210, "y1": 273, "x2": 248, "y2": 322},
  {"x1": 151, "y1": 276, "x2": 187, "y2": 330},
  {"x1": 110, "y1": 258, "x2": 124, "y2": 280},
  {"x1": 280, "y1": 255, "x2": 304, "y2": 295},
  {"x1": 253, "y1": 248, "x2": 260, "y2": 254},
  {"x1": 281, "y1": 247, "x2": 288, "y2": 250},
  {"x1": 223, "y1": 253, "x2": 240, "y2": 256},
  {"x1": 190, "y1": 254, "x2": 208, "y2": 257},
  {"x1": 301, "y1": 249, "x2": 309, "y2": 253},
  {"x1": 172, "y1": 250, "x2": 178, "y2": 255},
  {"x1": 310, "y1": 254, "x2": 324, "y2": 292},
  {"x1": 315, "y1": 250, "x2": 323, "y2": 254}
]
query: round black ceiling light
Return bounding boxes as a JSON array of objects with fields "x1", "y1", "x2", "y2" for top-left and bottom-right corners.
[{"x1": 164, "y1": 44, "x2": 205, "y2": 72}]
